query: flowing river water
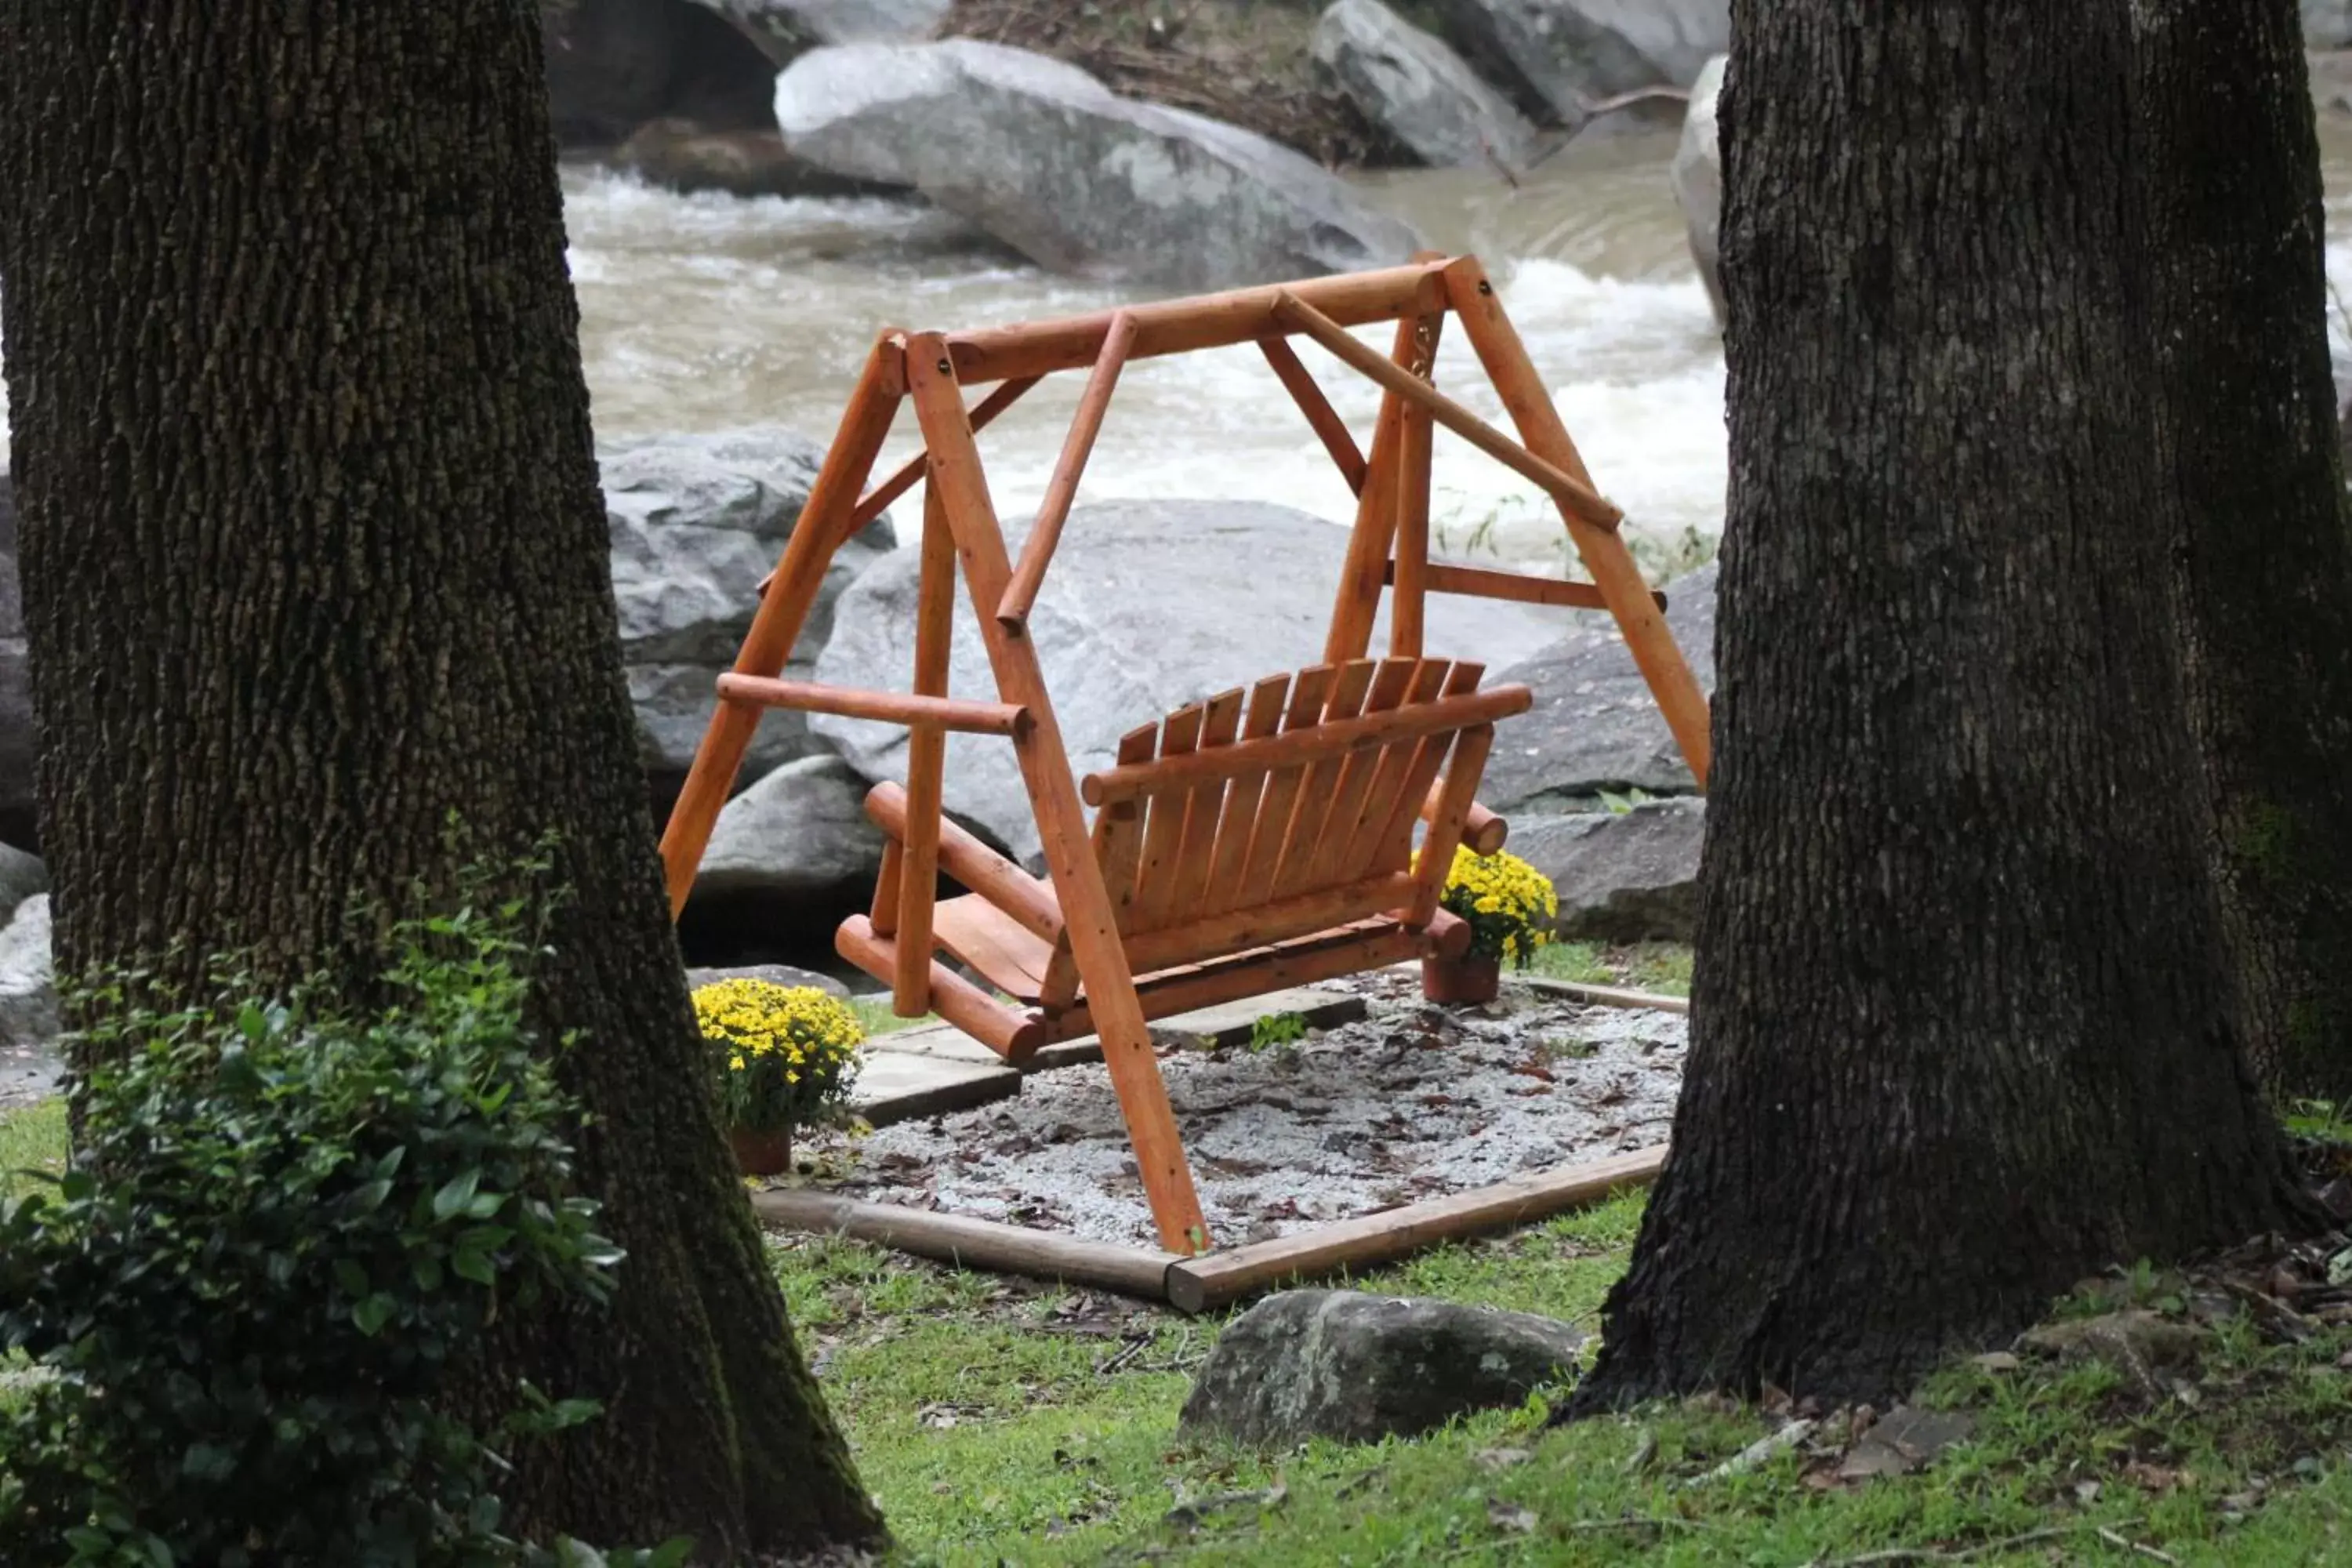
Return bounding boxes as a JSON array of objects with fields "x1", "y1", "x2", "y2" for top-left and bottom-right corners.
[
  {"x1": 560, "y1": 121, "x2": 2352, "y2": 576},
  {"x1": 9, "y1": 124, "x2": 2352, "y2": 574}
]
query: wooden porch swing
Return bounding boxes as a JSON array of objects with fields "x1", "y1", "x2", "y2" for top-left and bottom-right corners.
[{"x1": 658, "y1": 252, "x2": 1711, "y2": 1258}]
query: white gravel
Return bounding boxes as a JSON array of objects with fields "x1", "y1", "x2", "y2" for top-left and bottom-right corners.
[{"x1": 800, "y1": 969, "x2": 1685, "y2": 1247}]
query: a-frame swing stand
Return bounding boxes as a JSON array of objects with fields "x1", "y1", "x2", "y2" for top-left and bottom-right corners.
[{"x1": 659, "y1": 252, "x2": 1711, "y2": 1269}]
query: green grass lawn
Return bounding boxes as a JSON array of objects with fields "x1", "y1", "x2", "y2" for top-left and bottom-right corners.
[{"x1": 7, "y1": 955, "x2": 2350, "y2": 1566}]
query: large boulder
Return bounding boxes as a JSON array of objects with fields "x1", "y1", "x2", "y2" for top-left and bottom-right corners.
[
  {"x1": 1432, "y1": 0, "x2": 1726, "y2": 128},
  {"x1": 695, "y1": 753, "x2": 887, "y2": 905},
  {"x1": 812, "y1": 500, "x2": 1566, "y2": 866},
  {"x1": 1673, "y1": 54, "x2": 1726, "y2": 327},
  {"x1": 541, "y1": 0, "x2": 782, "y2": 147},
  {"x1": 2309, "y1": 3, "x2": 2352, "y2": 48},
  {"x1": 0, "y1": 894, "x2": 56, "y2": 1053},
  {"x1": 0, "y1": 476, "x2": 35, "y2": 851},
  {"x1": 1479, "y1": 561, "x2": 1716, "y2": 812},
  {"x1": 696, "y1": 0, "x2": 947, "y2": 60},
  {"x1": 1513, "y1": 796, "x2": 1704, "y2": 942},
  {"x1": 602, "y1": 428, "x2": 895, "y2": 795},
  {"x1": 1311, "y1": 0, "x2": 1544, "y2": 172},
  {"x1": 772, "y1": 40, "x2": 1423, "y2": 289},
  {"x1": 1180, "y1": 1290, "x2": 1587, "y2": 1446},
  {"x1": 615, "y1": 119, "x2": 897, "y2": 198}
]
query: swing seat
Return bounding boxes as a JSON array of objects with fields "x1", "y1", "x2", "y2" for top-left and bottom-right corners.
[{"x1": 837, "y1": 655, "x2": 1531, "y2": 1055}]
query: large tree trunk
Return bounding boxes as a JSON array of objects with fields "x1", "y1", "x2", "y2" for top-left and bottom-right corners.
[
  {"x1": 2137, "y1": 0, "x2": 2352, "y2": 1108},
  {"x1": 0, "y1": 4, "x2": 883, "y2": 1558},
  {"x1": 1573, "y1": 4, "x2": 2312, "y2": 1406}
]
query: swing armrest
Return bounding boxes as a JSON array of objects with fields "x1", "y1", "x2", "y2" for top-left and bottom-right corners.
[
  {"x1": 864, "y1": 782, "x2": 1065, "y2": 944},
  {"x1": 1421, "y1": 784, "x2": 1508, "y2": 856}
]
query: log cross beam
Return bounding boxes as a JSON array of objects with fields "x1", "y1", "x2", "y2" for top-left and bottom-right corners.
[{"x1": 1267, "y1": 290, "x2": 1624, "y2": 532}]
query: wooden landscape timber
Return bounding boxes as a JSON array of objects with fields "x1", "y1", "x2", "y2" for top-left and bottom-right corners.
[
  {"x1": 661, "y1": 255, "x2": 1711, "y2": 1271},
  {"x1": 750, "y1": 1143, "x2": 1668, "y2": 1313}
]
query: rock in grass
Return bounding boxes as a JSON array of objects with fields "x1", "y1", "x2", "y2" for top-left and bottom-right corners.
[{"x1": 1179, "y1": 1290, "x2": 1586, "y2": 1446}]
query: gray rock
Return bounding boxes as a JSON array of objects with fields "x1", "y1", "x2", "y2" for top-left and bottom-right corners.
[
  {"x1": 614, "y1": 118, "x2": 898, "y2": 198},
  {"x1": 2308, "y1": 3, "x2": 2352, "y2": 49},
  {"x1": 1432, "y1": 0, "x2": 1727, "y2": 128},
  {"x1": 686, "y1": 961, "x2": 852, "y2": 998},
  {"x1": 772, "y1": 40, "x2": 1423, "y2": 289},
  {"x1": 1312, "y1": 0, "x2": 1544, "y2": 172},
  {"x1": 811, "y1": 499, "x2": 1567, "y2": 866},
  {"x1": 541, "y1": 0, "x2": 782, "y2": 147},
  {"x1": 1512, "y1": 796, "x2": 1704, "y2": 942},
  {"x1": 601, "y1": 426, "x2": 895, "y2": 789},
  {"x1": 0, "y1": 845, "x2": 48, "y2": 929},
  {"x1": 698, "y1": 753, "x2": 887, "y2": 902},
  {"x1": 1179, "y1": 1289, "x2": 1586, "y2": 1446},
  {"x1": 2315, "y1": 48, "x2": 2352, "y2": 114},
  {"x1": 695, "y1": 0, "x2": 946, "y2": 60},
  {"x1": 0, "y1": 895, "x2": 56, "y2": 1052},
  {"x1": 1673, "y1": 54, "x2": 1725, "y2": 327},
  {"x1": 1480, "y1": 561, "x2": 1716, "y2": 813}
]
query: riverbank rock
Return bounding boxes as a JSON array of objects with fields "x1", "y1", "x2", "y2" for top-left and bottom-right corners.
[
  {"x1": 1432, "y1": 0, "x2": 1726, "y2": 128},
  {"x1": 542, "y1": 0, "x2": 783, "y2": 147},
  {"x1": 1479, "y1": 561, "x2": 1717, "y2": 813},
  {"x1": 0, "y1": 895, "x2": 56, "y2": 1053},
  {"x1": 694, "y1": 754, "x2": 887, "y2": 905},
  {"x1": 603, "y1": 428, "x2": 895, "y2": 794},
  {"x1": 1180, "y1": 1290, "x2": 1587, "y2": 1446},
  {"x1": 771, "y1": 39, "x2": 1421, "y2": 288},
  {"x1": 699, "y1": 0, "x2": 947, "y2": 58},
  {"x1": 615, "y1": 119, "x2": 898, "y2": 198},
  {"x1": 1311, "y1": 0, "x2": 1544, "y2": 171},
  {"x1": 1513, "y1": 797, "x2": 1704, "y2": 943},
  {"x1": 1673, "y1": 54, "x2": 1726, "y2": 327},
  {"x1": 812, "y1": 500, "x2": 1564, "y2": 867}
]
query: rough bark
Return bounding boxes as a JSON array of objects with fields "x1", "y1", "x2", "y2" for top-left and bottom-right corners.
[
  {"x1": 0, "y1": 4, "x2": 883, "y2": 1559},
  {"x1": 1573, "y1": 3, "x2": 2312, "y2": 1406},
  {"x1": 2137, "y1": 0, "x2": 2352, "y2": 1108}
]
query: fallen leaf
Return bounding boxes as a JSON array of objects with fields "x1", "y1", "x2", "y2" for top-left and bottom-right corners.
[
  {"x1": 1971, "y1": 1352, "x2": 2022, "y2": 1374},
  {"x1": 1474, "y1": 1447, "x2": 1531, "y2": 1472}
]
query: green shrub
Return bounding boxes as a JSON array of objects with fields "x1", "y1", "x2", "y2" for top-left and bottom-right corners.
[{"x1": 0, "y1": 902, "x2": 673, "y2": 1566}]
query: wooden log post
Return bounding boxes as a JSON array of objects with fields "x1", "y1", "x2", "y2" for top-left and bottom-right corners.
[
  {"x1": 1389, "y1": 320, "x2": 1441, "y2": 658},
  {"x1": 902, "y1": 332, "x2": 1213, "y2": 1255},
  {"x1": 1000, "y1": 310, "x2": 1136, "y2": 628},
  {"x1": 895, "y1": 481, "x2": 956, "y2": 1015},
  {"x1": 1440, "y1": 257, "x2": 1712, "y2": 786},
  {"x1": 1323, "y1": 312, "x2": 1435, "y2": 666},
  {"x1": 661, "y1": 336, "x2": 905, "y2": 915}
]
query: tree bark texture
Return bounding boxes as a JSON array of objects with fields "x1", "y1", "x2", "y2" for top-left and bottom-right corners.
[
  {"x1": 1574, "y1": 2, "x2": 2311, "y2": 1406},
  {"x1": 2137, "y1": 0, "x2": 2352, "y2": 1108},
  {"x1": 0, "y1": 5, "x2": 883, "y2": 1558}
]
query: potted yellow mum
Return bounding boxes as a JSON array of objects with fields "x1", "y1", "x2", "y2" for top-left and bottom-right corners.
[
  {"x1": 691, "y1": 978, "x2": 865, "y2": 1175},
  {"x1": 1423, "y1": 845, "x2": 1558, "y2": 1004}
]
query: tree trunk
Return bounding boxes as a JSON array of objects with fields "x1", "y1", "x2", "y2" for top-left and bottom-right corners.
[
  {"x1": 0, "y1": 4, "x2": 883, "y2": 1558},
  {"x1": 1573, "y1": 3, "x2": 2312, "y2": 1406},
  {"x1": 2136, "y1": 0, "x2": 2352, "y2": 1108}
]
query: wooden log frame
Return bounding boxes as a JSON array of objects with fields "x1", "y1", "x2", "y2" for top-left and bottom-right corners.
[
  {"x1": 749, "y1": 1143, "x2": 1668, "y2": 1312},
  {"x1": 656, "y1": 254, "x2": 1713, "y2": 1258}
]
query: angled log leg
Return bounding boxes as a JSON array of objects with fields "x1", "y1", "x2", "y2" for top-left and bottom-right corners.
[
  {"x1": 661, "y1": 336, "x2": 906, "y2": 913},
  {"x1": 1323, "y1": 309, "x2": 1439, "y2": 666},
  {"x1": 1388, "y1": 314, "x2": 1443, "y2": 659},
  {"x1": 903, "y1": 332, "x2": 1213, "y2": 1255},
  {"x1": 1440, "y1": 257, "x2": 1712, "y2": 786}
]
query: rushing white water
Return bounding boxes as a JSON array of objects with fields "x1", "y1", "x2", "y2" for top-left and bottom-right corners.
[{"x1": 11, "y1": 122, "x2": 2352, "y2": 581}]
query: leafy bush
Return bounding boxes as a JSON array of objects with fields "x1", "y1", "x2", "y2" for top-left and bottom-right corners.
[
  {"x1": 0, "y1": 902, "x2": 670, "y2": 1566},
  {"x1": 691, "y1": 978, "x2": 863, "y2": 1136}
]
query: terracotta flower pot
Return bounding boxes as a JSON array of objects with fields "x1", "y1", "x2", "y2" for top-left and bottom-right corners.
[
  {"x1": 1421, "y1": 952, "x2": 1502, "y2": 1005},
  {"x1": 728, "y1": 1125, "x2": 794, "y2": 1177}
]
